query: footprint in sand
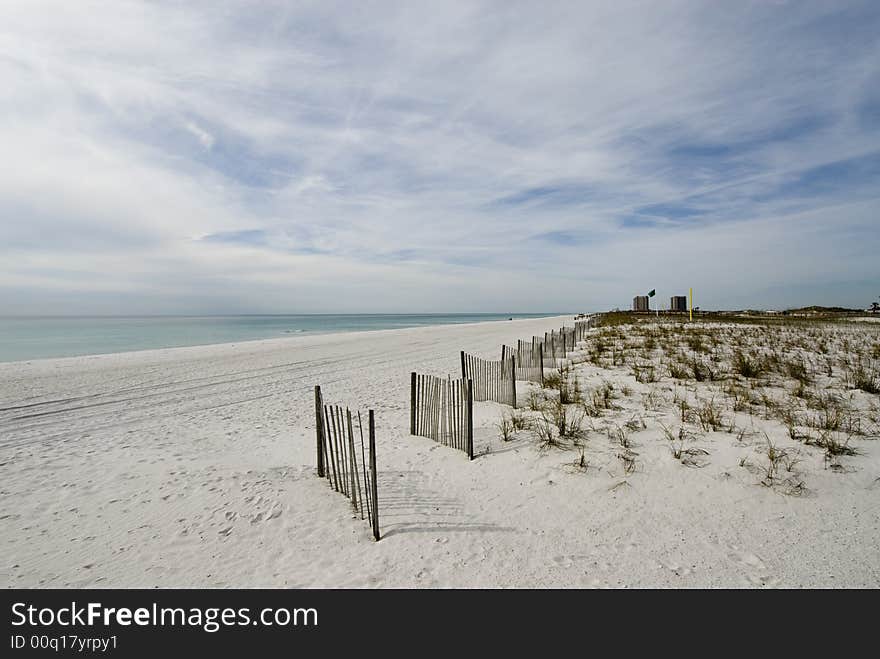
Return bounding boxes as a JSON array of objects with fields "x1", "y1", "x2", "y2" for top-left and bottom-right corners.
[
  {"x1": 659, "y1": 560, "x2": 693, "y2": 577},
  {"x1": 745, "y1": 573, "x2": 781, "y2": 587},
  {"x1": 613, "y1": 541, "x2": 639, "y2": 554},
  {"x1": 585, "y1": 576, "x2": 612, "y2": 588},
  {"x1": 725, "y1": 545, "x2": 780, "y2": 586},
  {"x1": 552, "y1": 554, "x2": 593, "y2": 568},
  {"x1": 727, "y1": 546, "x2": 766, "y2": 570}
]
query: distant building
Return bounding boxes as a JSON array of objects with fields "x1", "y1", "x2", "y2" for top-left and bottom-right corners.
[
  {"x1": 670, "y1": 296, "x2": 687, "y2": 312},
  {"x1": 633, "y1": 296, "x2": 649, "y2": 311}
]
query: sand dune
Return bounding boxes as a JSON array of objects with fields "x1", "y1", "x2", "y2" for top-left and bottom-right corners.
[{"x1": 1, "y1": 315, "x2": 878, "y2": 588}]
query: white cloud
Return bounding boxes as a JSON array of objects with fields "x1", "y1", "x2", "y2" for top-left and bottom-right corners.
[{"x1": 183, "y1": 121, "x2": 215, "y2": 150}]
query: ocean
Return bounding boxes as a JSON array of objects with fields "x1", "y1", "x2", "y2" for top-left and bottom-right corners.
[{"x1": 0, "y1": 313, "x2": 565, "y2": 363}]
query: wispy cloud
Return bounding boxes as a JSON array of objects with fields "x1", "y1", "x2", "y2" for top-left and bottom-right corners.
[{"x1": 1, "y1": 0, "x2": 879, "y2": 313}]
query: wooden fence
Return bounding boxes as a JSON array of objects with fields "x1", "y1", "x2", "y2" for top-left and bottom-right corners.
[
  {"x1": 314, "y1": 386, "x2": 380, "y2": 540},
  {"x1": 521, "y1": 317, "x2": 597, "y2": 369},
  {"x1": 503, "y1": 342, "x2": 544, "y2": 384},
  {"x1": 460, "y1": 351, "x2": 517, "y2": 407},
  {"x1": 540, "y1": 329, "x2": 568, "y2": 367},
  {"x1": 410, "y1": 373, "x2": 473, "y2": 459},
  {"x1": 574, "y1": 316, "x2": 597, "y2": 341}
]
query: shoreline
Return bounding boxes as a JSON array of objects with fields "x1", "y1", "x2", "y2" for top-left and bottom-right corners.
[{"x1": 0, "y1": 313, "x2": 572, "y2": 368}]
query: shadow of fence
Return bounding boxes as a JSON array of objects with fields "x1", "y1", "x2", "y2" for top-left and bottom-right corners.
[{"x1": 375, "y1": 470, "x2": 515, "y2": 538}]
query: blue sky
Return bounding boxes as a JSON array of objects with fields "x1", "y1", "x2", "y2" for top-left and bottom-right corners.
[{"x1": 1, "y1": 0, "x2": 878, "y2": 313}]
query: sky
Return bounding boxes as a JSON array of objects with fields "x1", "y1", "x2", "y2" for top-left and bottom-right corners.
[{"x1": 1, "y1": 0, "x2": 879, "y2": 314}]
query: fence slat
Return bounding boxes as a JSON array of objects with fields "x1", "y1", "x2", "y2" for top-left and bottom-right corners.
[
  {"x1": 346, "y1": 408, "x2": 361, "y2": 517},
  {"x1": 369, "y1": 410, "x2": 380, "y2": 541},
  {"x1": 358, "y1": 410, "x2": 371, "y2": 522},
  {"x1": 335, "y1": 405, "x2": 346, "y2": 496},
  {"x1": 324, "y1": 404, "x2": 340, "y2": 491}
]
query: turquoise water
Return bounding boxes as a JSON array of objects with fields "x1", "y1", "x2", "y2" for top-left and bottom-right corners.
[{"x1": 0, "y1": 314, "x2": 564, "y2": 363}]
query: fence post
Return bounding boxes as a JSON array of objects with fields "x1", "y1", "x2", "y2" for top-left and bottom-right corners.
[
  {"x1": 510, "y1": 357, "x2": 517, "y2": 408},
  {"x1": 460, "y1": 350, "x2": 466, "y2": 380},
  {"x1": 539, "y1": 343, "x2": 544, "y2": 386},
  {"x1": 314, "y1": 385, "x2": 325, "y2": 478},
  {"x1": 369, "y1": 410, "x2": 380, "y2": 541},
  {"x1": 466, "y1": 378, "x2": 474, "y2": 460},
  {"x1": 410, "y1": 372, "x2": 417, "y2": 435}
]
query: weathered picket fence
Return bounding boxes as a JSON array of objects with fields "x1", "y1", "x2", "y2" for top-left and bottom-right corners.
[
  {"x1": 460, "y1": 350, "x2": 516, "y2": 407},
  {"x1": 314, "y1": 385, "x2": 380, "y2": 540},
  {"x1": 410, "y1": 373, "x2": 474, "y2": 459},
  {"x1": 518, "y1": 316, "x2": 597, "y2": 370},
  {"x1": 503, "y1": 342, "x2": 544, "y2": 384},
  {"x1": 539, "y1": 330, "x2": 564, "y2": 367},
  {"x1": 574, "y1": 317, "x2": 595, "y2": 342}
]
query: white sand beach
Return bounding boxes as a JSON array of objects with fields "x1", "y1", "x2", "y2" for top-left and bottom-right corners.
[{"x1": 1, "y1": 314, "x2": 878, "y2": 588}]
